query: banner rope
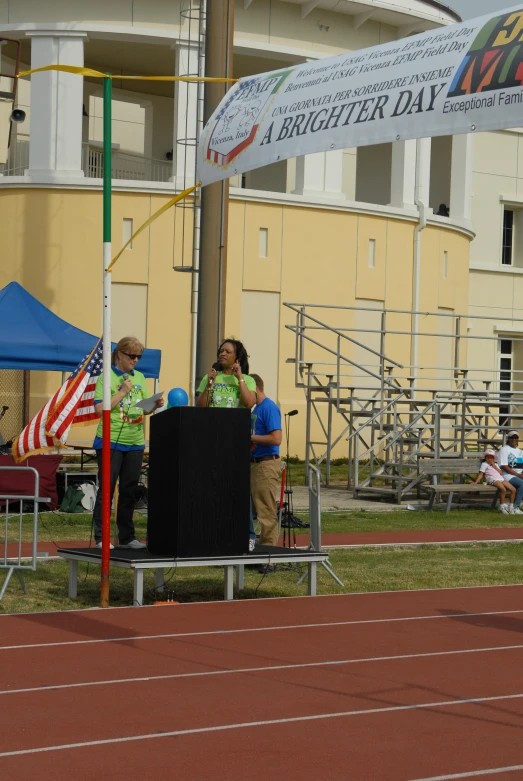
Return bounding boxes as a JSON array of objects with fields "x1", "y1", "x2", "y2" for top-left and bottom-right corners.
[
  {"x1": 18, "y1": 65, "x2": 237, "y2": 82},
  {"x1": 106, "y1": 182, "x2": 201, "y2": 272}
]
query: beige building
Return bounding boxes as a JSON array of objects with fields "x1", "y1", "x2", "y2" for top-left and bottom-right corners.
[{"x1": 0, "y1": 0, "x2": 508, "y2": 464}]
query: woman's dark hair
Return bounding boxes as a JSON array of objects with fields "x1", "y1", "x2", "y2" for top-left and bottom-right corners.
[{"x1": 218, "y1": 339, "x2": 250, "y2": 374}]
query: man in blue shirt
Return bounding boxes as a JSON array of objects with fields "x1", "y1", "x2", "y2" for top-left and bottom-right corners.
[{"x1": 250, "y1": 374, "x2": 282, "y2": 558}]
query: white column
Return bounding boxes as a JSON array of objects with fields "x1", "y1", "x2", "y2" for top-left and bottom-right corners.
[
  {"x1": 450, "y1": 134, "x2": 473, "y2": 221},
  {"x1": 0, "y1": 41, "x2": 11, "y2": 167},
  {"x1": 293, "y1": 150, "x2": 345, "y2": 200},
  {"x1": 26, "y1": 32, "x2": 87, "y2": 180},
  {"x1": 171, "y1": 41, "x2": 199, "y2": 186},
  {"x1": 390, "y1": 139, "x2": 417, "y2": 208},
  {"x1": 415, "y1": 137, "x2": 432, "y2": 206}
]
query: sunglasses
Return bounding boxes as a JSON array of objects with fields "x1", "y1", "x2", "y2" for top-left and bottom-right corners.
[{"x1": 122, "y1": 352, "x2": 142, "y2": 361}]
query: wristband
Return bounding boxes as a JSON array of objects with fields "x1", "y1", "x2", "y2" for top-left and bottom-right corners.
[{"x1": 239, "y1": 379, "x2": 245, "y2": 384}]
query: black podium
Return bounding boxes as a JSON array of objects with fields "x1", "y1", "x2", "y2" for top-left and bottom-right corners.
[{"x1": 147, "y1": 406, "x2": 251, "y2": 557}]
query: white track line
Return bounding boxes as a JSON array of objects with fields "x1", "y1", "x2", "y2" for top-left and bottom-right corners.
[
  {"x1": 407, "y1": 765, "x2": 523, "y2": 780},
  {"x1": 3, "y1": 608, "x2": 523, "y2": 652},
  {"x1": 2, "y1": 691, "x2": 523, "y2": 759},
  {"x1": 2, "y1": 643, "x2": 523, "y2": 697}
]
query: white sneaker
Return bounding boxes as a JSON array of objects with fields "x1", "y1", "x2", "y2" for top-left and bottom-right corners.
[
  {"x1": 513, "y1": 508, "x2": 523, "y2": 515},
  {"x1": 499, "y1": 504, "x2": 509, "y2": 514},
  {"x1": 508, "y1": 504, "x2": 515, "y2": 515},
  {"x1": 96, "y1": 542, "x2": 114, "y2": 549},
  {"x1": 249, "y1": 538, "x2": 256, "y2": 552}
]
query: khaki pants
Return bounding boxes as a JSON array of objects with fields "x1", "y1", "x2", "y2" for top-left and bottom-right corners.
[{"x1": 251, "y1": 458, "x2": 281, "y2": 547}]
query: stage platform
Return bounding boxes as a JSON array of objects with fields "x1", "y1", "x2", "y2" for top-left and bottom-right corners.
[{"x1": 57, "y1": 544, "x2": 329, "y2": 605}]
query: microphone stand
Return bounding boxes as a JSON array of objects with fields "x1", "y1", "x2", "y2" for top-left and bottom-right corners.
[{"x1": 281, "y1": 410, "x2": 309, "y2": 549}]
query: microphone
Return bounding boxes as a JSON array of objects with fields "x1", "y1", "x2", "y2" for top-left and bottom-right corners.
[
  {"x1": 286, "y1": 409, "x2": 299, "y2": 417},
  {"x1": 118, "y1": 373, "x2": 129, "y2": 391},
  {"x1": 208, "y1": 362, "x2": 221, "y2": 385},
  {"x1": 206, "y1": 362, "x2": 221, "y2": 407}
]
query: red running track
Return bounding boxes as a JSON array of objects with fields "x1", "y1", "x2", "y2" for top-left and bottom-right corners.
[
  {"x1": 8, "y1": 526, "x2": 523, "y2": 558},
  {"x1": 2, "y1": 585, "x2": 523, "y2": 780}
]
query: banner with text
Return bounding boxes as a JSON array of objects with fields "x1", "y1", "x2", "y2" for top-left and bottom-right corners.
[{"x1": 198, "y1": 5, "x2": 523, "y2": 186}]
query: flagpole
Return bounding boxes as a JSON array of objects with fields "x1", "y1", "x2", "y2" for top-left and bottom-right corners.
[{"x1": 101, "y1": 74, "x2": 112, "y2": 608}]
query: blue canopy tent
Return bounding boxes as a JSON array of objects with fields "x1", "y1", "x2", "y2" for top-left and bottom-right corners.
[{"x1": 0, "y1": 282, "x2": 161, "y2": 378}]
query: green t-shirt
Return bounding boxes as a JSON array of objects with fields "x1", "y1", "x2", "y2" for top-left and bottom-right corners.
[
  {"x1": 197, "y1": 372, "x2": 256, "y2": 408},
  {"x1": 94, "y1": 369, "x2": 149, "y2": 447}
]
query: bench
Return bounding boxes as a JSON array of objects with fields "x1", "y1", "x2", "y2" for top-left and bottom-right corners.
[{"x1": 422, "y1": 458, "x2": 499, "y2": 514}]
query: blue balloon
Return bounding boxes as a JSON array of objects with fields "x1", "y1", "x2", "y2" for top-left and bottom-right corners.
[{"x1": 167, "y1": 387, "x2": 189, "y2": 407}]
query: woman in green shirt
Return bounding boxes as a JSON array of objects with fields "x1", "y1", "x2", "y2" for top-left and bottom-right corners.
[
  {"x1": 92, "y1": 336, "x2": 164, "y2": 549},
  {"x1": 197, "y1": 339, "x2": 257, "y2": 409},
  {"x1": 197, "y1": 338, "x2": 257, "y2": 551}
]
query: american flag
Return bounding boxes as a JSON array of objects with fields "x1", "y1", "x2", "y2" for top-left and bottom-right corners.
[{"x1": 13, "y1": 338, "x2": 104, "y2": 462}]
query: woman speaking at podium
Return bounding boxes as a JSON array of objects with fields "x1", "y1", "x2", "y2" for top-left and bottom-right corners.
[
  {"x1": 196, "y1": 338, "x2": 257, "y2": 550},
  {"x1": 196, "y1": 339, "x2": 257, "y2": 409},
  {"x1": 92, "y1": 336, "x2": 164, "y2": 549}
]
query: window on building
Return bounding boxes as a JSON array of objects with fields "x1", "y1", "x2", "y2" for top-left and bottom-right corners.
[
  {"x1": 259, "y1": 228, "x2": 268, "y2": 258},
  {"x1": 368, "y1": 239, "x2": 376, "y2": 268},
  {"x1": 443, "y1": 251, "x2": 449, "y2": 279},
  {"x1": 499, "y1": 338, "x2": 513, "y2": 427},
  {"x1": 112, "y1": 283, "x2": 148, "y2": 345},
  {"x1": 123, "y1": 218, "x2": 133, "y2": 249},
  {"x1": 502, "y1": 209, "x2": 514, "y2": 265}
]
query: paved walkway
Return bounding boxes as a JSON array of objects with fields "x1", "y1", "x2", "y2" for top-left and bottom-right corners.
[{"x1": 290, "y1": 485, "x2": 403, "y2": 512}]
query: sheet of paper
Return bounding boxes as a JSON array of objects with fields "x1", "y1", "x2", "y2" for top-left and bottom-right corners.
[{"x1": 135, "y1": 391, "x2": 164, "y2": 413}]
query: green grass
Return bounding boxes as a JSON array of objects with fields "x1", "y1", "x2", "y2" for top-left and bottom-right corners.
[
  {"x1": 286, "y1": 461, "x2": 350, "y2": 485},
  {"x1": 1, "y1": 543, "x2": 523, "y2": 614},
  {"x1": 2, "y1": 506, "x2": 522, "y2": 615},
  {"x1": 5, "y1": 506, "x2": 522, "y2": 547},
  {"x1": 318, "y1": 509, "x2": 523, "y2": 533}
]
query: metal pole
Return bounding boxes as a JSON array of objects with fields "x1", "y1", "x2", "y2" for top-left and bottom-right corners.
[
  {"x1": 453, "y1": 315, "x2": 461, "y2": 381},
  {"x1": 305, "y1": 364, "x2": 312, "y2": 480},
  {"x1": 196, "y1": 0, "x2": 234, "y2": 380},
  {"x1": 326, "y1": 377, "x2": 333, "y2": 487},
  {"x1": 101, "y1": 75, "x2": 112, "y2": 609},
  {"x1": 434, "y1": 403, "x2": 441, "y2": 459},
  {"x1": 379, "y1": 310, "x2": 386, "y2": 434},
  {"x1": 412, "y1": 139, "x2": 428, "y2": 397}
]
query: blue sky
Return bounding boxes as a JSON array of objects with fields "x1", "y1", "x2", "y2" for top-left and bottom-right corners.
[{"x1": 449, "y1": 0, "x2": 520, "y2": 19}]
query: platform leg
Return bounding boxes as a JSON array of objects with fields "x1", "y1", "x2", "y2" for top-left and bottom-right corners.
[
  {"x1": 15, "y1": 569, "x2": 28, "y2": 594},
  {"x1": 321, "y1": 560, "x2": 344, "y2": 587},
  {"x1": 0, "y1": 568, "x2": 14, "y2": 600},
  {"x1": 236, "y1": 564, "x2": 245, "y2": 591},
  {"x1": 296, "y1": 568, "x2": 307, "y2": 586},
  {"x1": 68, "y1": 560, "x2": 78, "y2": 599},
  {"x1": 445, "y1": 491, "x2": 453, "y2": 515},
  {"x1": 224, "y1": 565, "x2": 234, "y2": 601},
  {"x1": 134, "y1": 569, "x2": 144, "y2": 606},
  {"x1": 307, "y1": 562, "x2": 317, "y2": 596},
  {"x1": 155, "y1": 568, "x2": 165, "y2": 594}
]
